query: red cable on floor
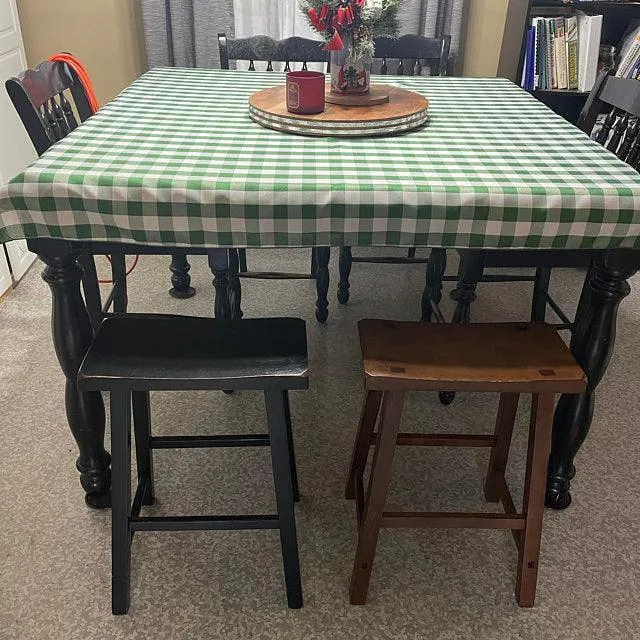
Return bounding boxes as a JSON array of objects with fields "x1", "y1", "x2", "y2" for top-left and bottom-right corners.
[{"x1": 48, "y1": 52, "x2": 140, "y2": 285}]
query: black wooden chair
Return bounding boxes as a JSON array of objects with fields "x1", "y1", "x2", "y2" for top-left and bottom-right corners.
[
  {"x1": 5, "y1": 60, "x2": 195, "y2": 330},
  {"x1": 218, "y1": 33, "x2": 332, "y2": 322},
  {"x1": 78, "y1": 314, "x2": 308, "y2": 613},
  {"x1": 449, "y1": 72, "x2": 640, "y2": 328},
  {"x1": 336, "y1": 34, "x2": 451, "y2": 305}
]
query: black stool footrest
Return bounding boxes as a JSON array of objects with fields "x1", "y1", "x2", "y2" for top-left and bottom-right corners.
[
  {"x1": 130, "y1": 514, "x2": 280, "y2": 532},
  {"x1": 150, "y1": 434, "x2": 270, "y2": 449}
]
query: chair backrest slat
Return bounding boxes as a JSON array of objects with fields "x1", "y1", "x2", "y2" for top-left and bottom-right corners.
[
  {"x1": 578, "y1": 73, "x2": 640, "y2": 172},
  {"x1": 218, "y1": 34, "x2": 330, "y2": 72},
  {"x1": 6, "y1": 60, "x2": 93, "y2": 156},
  {"x1": 373, "y1": 35, "x2": 451, "y2": 77}
]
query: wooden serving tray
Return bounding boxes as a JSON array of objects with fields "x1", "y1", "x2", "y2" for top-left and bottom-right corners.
[{"x1": 249, "y1": 84, "x2": 429, "y2": 137}]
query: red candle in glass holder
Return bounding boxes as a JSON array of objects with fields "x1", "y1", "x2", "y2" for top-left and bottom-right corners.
[{"x1": 286, "y1": 71, "x2": 325, "y2": 115}]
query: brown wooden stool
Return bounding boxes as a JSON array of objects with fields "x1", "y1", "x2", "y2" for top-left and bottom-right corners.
[{"x1": 346, "y1": 320, "x2": 586, "y2": 608}]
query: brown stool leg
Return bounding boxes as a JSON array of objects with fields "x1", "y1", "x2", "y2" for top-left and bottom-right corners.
[
  {"x1": 516, "y1": 392, "x2": 555, "y2": 608},
  {"x1": 484, "y1": 393, "x2": 520, "y2": 502},
  {"x1": 349, "y1": 391, "x2": 405, "y2": 605},
  {"x1": 345, "y1": 390, "x2": 383, "y2": 500}
]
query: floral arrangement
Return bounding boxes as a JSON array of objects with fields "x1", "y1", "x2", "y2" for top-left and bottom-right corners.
[{"x1": 299, "y1": 0, "x2": 400, "y2": 62}]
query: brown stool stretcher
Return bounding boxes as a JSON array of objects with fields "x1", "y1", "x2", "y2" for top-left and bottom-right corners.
[{"x1": 346, "y1": 320, "x2": 586, "y2": 608}]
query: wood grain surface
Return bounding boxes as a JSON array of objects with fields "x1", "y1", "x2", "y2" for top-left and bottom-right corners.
[
  {"x1": 325, "y1": 87, "x2": 390, "y2": 106},
  {"x1": 248, "y1": 83, "x2": 430, "y2": 137}
]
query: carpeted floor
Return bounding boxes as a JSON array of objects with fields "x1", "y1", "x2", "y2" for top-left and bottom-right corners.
[{"x1": 1, "y1": 249, "x2": 639, "y2": 640}]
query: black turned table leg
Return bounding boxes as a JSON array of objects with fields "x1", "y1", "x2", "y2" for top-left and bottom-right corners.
[
  {"x1": 208, "y1": 249, "x2": 232, "y2": 320},
  {"x1": 452, "y1": 251, "x2": 483, "y2": 324},
  {"x1": 421, "y1": 248, "x2": 447, "y2": 321},
  {"x1": 314, "y1": 247, "x2": 330, "y2": 323},
  {"x1": 337, "y1": 247, "x2": 353, "y2": 305},
  {"x1": 546, "y1": 257, "x2": 637, "y2": 509},
  {"x1": 228, "y1": 249, "x2": 243, "y2": 320},
  {"x1": 169, "y1": 251, "x2": 196, "y2": 299},
  {"x1": 28, "y1": 240, "x2": 111, "y2": 509}
]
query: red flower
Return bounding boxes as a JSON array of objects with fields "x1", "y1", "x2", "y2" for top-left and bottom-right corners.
[
  {"x1": 308, "y1": 8, "x2": 318, "y2": 24},
  {"x1": 320, "y1": 3, "x2": 330, "y2": 21},
  {"x1": 324, "y1": 29, "x2": 344, "y2": 51},
  {"x1": 308, "y1": 7, "x2": 325, "y2": 31},
  {"x1": 336, "y1": 7, "x2": 347, "y2": 27}
]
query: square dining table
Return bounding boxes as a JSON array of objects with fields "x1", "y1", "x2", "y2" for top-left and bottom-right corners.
[{"x1": 1, "y1": 68, "x2": 639, "y2": 514}]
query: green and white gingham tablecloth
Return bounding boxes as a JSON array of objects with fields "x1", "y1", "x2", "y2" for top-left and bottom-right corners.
[{"x1": 1, "y1": 67, "x2": 640, "y2": 250}]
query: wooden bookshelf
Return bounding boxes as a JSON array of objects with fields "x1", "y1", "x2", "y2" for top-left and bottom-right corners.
[{"x1": 518, "y1": 0, "x2": 640, "y2": 123}]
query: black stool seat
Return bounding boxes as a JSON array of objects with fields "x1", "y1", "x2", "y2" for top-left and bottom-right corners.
[{"x1": 79, "y1": 315, "x2": 308, "y2": 391}]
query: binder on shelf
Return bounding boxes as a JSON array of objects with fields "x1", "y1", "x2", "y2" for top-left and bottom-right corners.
[{"x1": 577, "y1": 11, "x2": 603, "y2": 92}]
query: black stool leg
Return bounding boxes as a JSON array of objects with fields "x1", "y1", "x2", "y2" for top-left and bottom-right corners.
[
  {"x1": 132, "y1": 390, "x2": 154, "y2": 506},
  {"x1": 265, "y1": 390, "x2": 303, "y2": 609},
  {"x1": 111, "y1": 389, "x2": 132, "y2": 615},
  {"x1": 282, "y1": 391, "x2": 299, "y2": 502}
]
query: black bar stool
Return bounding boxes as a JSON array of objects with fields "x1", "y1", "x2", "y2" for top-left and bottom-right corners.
[{"x1": 78, "y1": 314, "x2": 308, "y2": 614}]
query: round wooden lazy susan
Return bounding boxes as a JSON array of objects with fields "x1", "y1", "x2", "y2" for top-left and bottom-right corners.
[{"x1": 249, "y1": 84, "x2": 429, "y2": 138}]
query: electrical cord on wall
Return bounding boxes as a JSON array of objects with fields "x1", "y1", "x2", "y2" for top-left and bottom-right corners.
[{"x1": 48, "y1": 52, "x2": 140, "y2": 285}]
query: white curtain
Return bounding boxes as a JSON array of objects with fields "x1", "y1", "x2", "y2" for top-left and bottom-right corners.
[
  {"x1": 233, "y1": 0, "x2": 316, "y2": 40},
  {"x1": 232, "y1": 0, "x2": 323, "y2": 70}
]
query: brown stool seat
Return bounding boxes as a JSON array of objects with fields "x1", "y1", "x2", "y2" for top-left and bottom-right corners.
[
  {"x1": 359, "y1": 320, "x2": 585, "y2": 393},
  {"x1": 346, "y1": 319, "x2": 586, "y2": 609}
]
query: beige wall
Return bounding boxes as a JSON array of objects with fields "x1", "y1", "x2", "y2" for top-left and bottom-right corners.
[
  {"x1": 16, "y1": 0, "x2": 146, "y2": 105},
  {"x1": 463, "y1": 0, "x2": 510, "y2": 77},
  {"x1": 16, "y1": 0, "x2": 522, "y2": 101}
]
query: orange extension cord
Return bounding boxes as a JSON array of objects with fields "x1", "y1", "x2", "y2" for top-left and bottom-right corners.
[{"x1": 48, "y1": 53, "x2": 140, "y2": 284}]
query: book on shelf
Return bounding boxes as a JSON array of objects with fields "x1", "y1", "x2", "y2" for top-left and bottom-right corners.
[
  {"x1": 566, "y1": 16, "x2": 579, "y2": 90},
  {"x1": 521, "y1": 10, "x2": 603, "y2": 93},
  {"x1": 616, "y1": 21, "x2": 640, "y2": 79}
]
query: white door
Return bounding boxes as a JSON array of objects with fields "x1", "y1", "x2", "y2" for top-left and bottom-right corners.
[
  {"x1": 0, "y1": 0, "x2": 37, "y2": 284},
  {"x1": 0, "y1": 245, "x2": 11, "y2": 297}
]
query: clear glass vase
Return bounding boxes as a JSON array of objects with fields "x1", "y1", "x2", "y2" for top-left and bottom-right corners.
[{"x1": 330, "y1": 38, "x2": 371, "y2": 95}]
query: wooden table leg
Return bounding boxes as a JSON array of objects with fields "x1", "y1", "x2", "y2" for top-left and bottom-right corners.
[
  {"x1": 452, "y1": 251, "x2": 483, "y2": 324},
  {"x1": 337, "y1": 246, "x2": 352, "y2": 305},
  {"x1": 546, "y1": 255, "x2": 638, "y2": 509},
  {"x1": 421, "y1": 248, "x2": 447, "y2": 321},
  {"x1": 169, "y1": 251, "x2": 196, "y2": 299},
  {"x1": 228, "y1": 248, "x2": 243, "y2": 320},
  {"x1": 28, "y1": 239, "x2": 111, "y2": 508},
  {"x1": 314, "y1": 247, "x2": 330, "y2": 324},
  {"x1": 208, "y1": 249, "x2": 232, "y2": 320}
]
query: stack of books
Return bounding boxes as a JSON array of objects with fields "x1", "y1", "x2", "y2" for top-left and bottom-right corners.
[
  {"x1": 521, "y1": 12, "x2": 603, "y2": 93},
  {"x1": 616, "y1": 24, "x2": 640, "y2": 79}
]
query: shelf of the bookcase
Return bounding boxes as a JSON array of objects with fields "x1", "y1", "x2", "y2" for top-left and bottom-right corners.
[
  {"x1": 531, "y1": 89, "x2": 590, "y2": 96},
  {"x1": 532, "y1": 1, "x2": 640, "y2": 8}
]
